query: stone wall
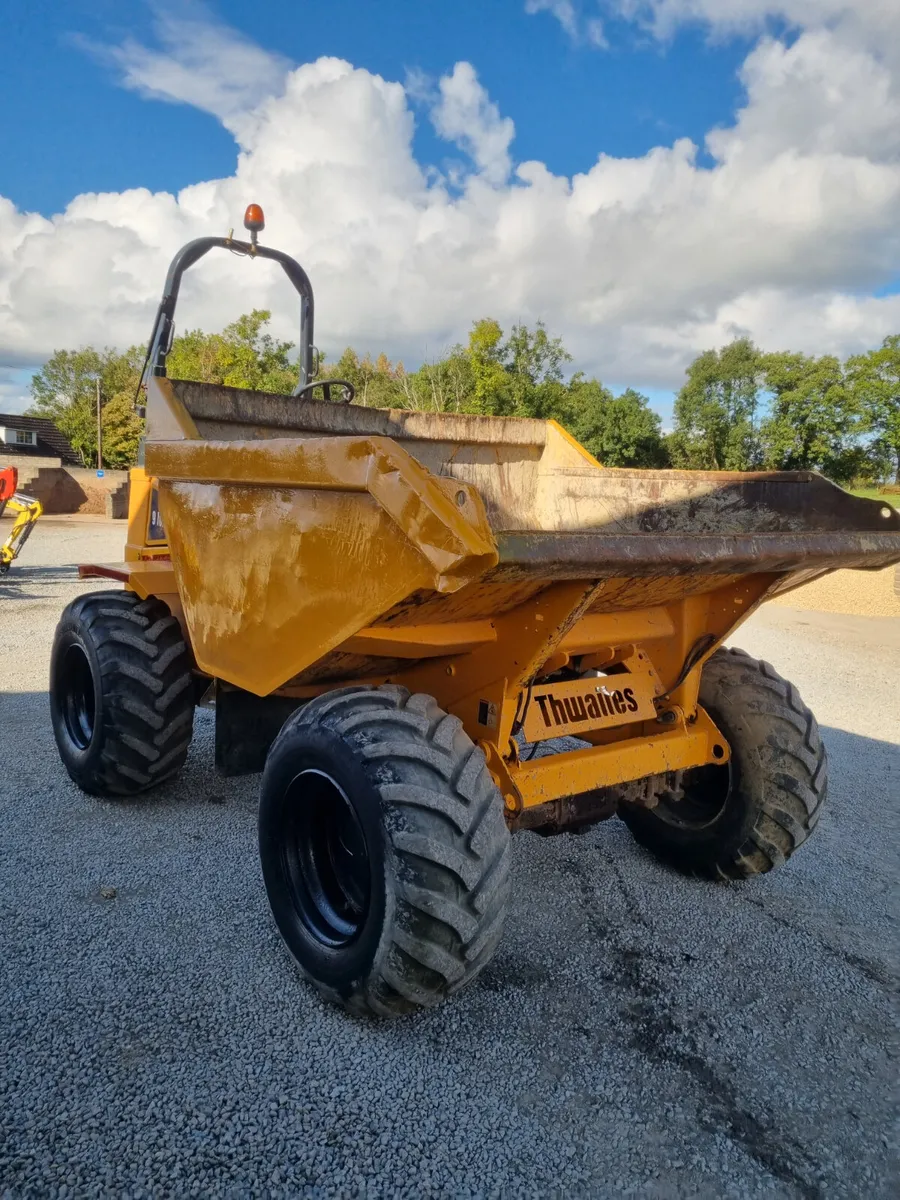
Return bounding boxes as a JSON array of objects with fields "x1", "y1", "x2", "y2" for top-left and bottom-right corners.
[
  {"x1": 2, "y1": 454, "x2": 64, "y2": 474},
  {"x1": 4, "y1": 461, "x2": 130, "y2": 516}
]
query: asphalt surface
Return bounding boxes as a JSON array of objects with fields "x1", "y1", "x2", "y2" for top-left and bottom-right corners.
[{"x1": 1, "y1": 518, "x2": 898, "y2": 1199}]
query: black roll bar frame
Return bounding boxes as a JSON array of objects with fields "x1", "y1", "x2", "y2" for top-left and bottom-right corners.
[{"x1": 143, "y1": 236, "x2": 315, "y2": 396}]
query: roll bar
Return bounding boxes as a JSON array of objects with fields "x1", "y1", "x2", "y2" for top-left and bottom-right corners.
[{"x1": 143, "y1": 234, "x2": 315, "y2": 396}]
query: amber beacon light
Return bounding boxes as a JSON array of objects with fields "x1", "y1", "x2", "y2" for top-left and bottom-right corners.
[{"x1": 243, "y1": 203, "x2": 265, "y2": 245}]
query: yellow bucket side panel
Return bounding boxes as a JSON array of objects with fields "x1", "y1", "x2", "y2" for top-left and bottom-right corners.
[
  {"x1": 145, "y1": 435, "x2": 498, "y2": 588},
  {"x1": 158, "y1": 482, "x2": 440, "y2": 696}
]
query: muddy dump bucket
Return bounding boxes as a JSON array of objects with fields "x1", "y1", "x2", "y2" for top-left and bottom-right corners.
[{"x1": 140, "y1": 377, "x2": 900, "y2": 698}]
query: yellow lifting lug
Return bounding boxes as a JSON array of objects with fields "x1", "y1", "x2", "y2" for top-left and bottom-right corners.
[{"x1": 479, "y1": 740, "x2": 523, "y2": 821}]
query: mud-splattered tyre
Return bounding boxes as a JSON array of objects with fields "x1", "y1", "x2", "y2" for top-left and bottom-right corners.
[
  {"x1": 258, "y1": 685, "x2": 511, "y2": 1017},
  {"x1": 50, "y1": 590, "x2": 195, "y2": 797},
  {"x1": 619, "y1": 647, "x2": 827, "y2": 879}
]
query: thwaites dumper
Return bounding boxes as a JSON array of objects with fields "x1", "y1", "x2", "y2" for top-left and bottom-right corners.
[{"x1": 50, "y1": 208, "x2": 900, "y2": 1017}]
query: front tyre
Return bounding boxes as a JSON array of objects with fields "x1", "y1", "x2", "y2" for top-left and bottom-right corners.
[
  {"x1": 258, "y1": 685, "x2": 511, "y2": 1017},
  {"x1": 619, "y1": 647, "x2": 827, "y2": 879},
  {"x1": 50, "y1": 590, "x2": 195, "y2": 797}
]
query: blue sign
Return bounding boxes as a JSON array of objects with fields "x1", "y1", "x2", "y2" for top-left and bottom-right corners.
[{"x1": 96, "y1": 469, "x2": 104, "y2": 477}]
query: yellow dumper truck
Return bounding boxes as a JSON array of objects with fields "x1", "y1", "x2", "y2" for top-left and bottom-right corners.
[{"x1": 49, "y1": 208, "x2": 900, "y2": 1017}]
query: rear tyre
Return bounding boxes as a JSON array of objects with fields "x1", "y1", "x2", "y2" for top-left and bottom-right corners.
[
  {"x1": 619, "y1": 647, "x2": 827, "y2": 879},
  {"x1": 258, "y1": 685, "x2": 511, "y2": 1017},
  {"x1": 50, "y1": 590, "x2": 194, "y2": 796}
]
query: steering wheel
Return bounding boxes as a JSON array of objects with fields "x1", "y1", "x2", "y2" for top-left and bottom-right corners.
[{"x1": 295, "y1": 379, "x2": 356, "y2": 404}]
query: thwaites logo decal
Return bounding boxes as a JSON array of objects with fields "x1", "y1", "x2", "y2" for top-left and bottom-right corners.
[{"x1": 521, "y1": 674, "x2": 658, "y2": 742}]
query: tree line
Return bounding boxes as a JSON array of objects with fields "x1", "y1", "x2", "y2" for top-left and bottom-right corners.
[
  {"x1": 27, "y1": 312, "x2": 899, "y2": 484},
  {"x1": 669, "y1": 336, "x2": 899, "y2": 484}
]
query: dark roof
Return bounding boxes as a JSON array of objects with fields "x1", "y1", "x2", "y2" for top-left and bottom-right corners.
[{"x1": 0, "y1": 413, "x2": 80, "y2": 465}]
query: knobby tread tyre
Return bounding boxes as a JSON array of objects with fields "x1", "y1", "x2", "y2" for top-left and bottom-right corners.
[
  {"x1": 259, "y1": 685, "x2": 511, "y2": 1017},
  {"x1": 620, "y1": 646, "x2": 827, "y2": 879},
  {"x1": 50, "y1": 590, "x2": 195, "y2": 797}
]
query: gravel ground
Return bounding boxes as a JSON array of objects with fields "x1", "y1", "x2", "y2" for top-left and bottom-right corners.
[
  {"x1": 771, "y1": 565, "x2": 900, "y2": 618},
  {"x1": 1, "y1": 518, "x2": 898, "y2": 1199}
]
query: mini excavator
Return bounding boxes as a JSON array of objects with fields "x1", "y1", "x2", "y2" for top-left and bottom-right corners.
[{"x1": 0, "y1": 466, "x2": 42, "y2": 573}]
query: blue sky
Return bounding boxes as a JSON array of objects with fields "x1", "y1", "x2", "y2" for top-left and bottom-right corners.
[
  {"x1": 0, "y1": 1, "x2": 897, "y2": 418},
  {"x1": 0, "y1": 0, "x2": 746, "y2": 423},
  {"x1": 2, "y1": 1, "x2": 754, "y2": 218}
]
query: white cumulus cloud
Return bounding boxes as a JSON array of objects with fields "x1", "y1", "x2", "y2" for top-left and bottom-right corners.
[
  {"x1": 608, "y1": 1, "x2": 900, "y2": 68},
  {"x1": 526, "y1": 1, "x2": 579, "y2": 39},
  {"x1": 526, "y1": 1, "x2": 608, "y2": 47},
  {"x1": 0, "y1": 4, "x2": 898, "y2": 415},
  {"x1": 430, "y1": 62, "x2": 515, "y2": 185},
  {"x1": 78, "y1": 6, "x2": 291, "y2": 144}
]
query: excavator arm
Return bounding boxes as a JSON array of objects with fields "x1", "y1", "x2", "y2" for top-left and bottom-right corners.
[{"x1": 0, "y1": 467, "x2": 43, "y2": 573}]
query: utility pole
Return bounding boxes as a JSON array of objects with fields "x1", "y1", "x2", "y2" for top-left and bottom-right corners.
[{"x1": 96, "y1": 377, "x2": 102, "y2": 470}]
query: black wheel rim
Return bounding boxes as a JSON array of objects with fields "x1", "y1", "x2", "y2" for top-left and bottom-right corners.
[
  {"x1": 652, "y1": 761, "x2": 732, "y2": 831},
  {"x1": 281, "y1": 769, "x2": 371, "y2": 948},
  {"x1": 61, "y1": 643, "x2": 96, "y2": 751}
]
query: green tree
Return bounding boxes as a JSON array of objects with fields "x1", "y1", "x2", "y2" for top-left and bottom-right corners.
[
  {"x1": 323, "y1": 347, "x2": 364, "y2": 397},
  {"x1": 759, "y1": 352, "x2": 862, "y2": 483},
  {"x1": 466, "y1": 318, "x2": 509, "y2": 414},
  {"x1": 566, "y1": 380, "x2": 668, "y2": 466},
  {"x1": 846, "y1": 334, "x2": 900, "y2": 483},
  {"x1": 29, "y1": 345, "x2": 144, "y2": 467},
  {"x1": 355, "y1": 351, "x2": 398, "y2": 408},
  {"x1": 166, "y1": 309, "x2": 297, "y2": 393},
  {"x1": 671, "y1": 338, "x2": 763, "y2": 470},
  {"x1": 101, "y1": 391, "x2": 144, "y2": 467},
  {"x1": 502, "y1": 321, "x2": 572, "y2": 418},
  {"x1": 29, "y1": 347, "x2": 105, "y2": 466},
  {"x1": 29, "y1": 347, "x2": 103, "y2": 424},
  {"x1": 49, "y1": 311, "x2": 900, "y2": 484},
  {"x1": 399, "y1": 348, "x2": 474, "y2": 412},
  {"x1": 28, "y1": 310, "x2": 297, "y2": 469},
  {"x1": 319, "y1": 348, "x2": 402, "y2": 407}
]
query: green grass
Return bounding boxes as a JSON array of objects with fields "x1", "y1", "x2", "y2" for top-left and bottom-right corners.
[{"x1": 849, "y1": 487, "x2": 897, "y2": 501}]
